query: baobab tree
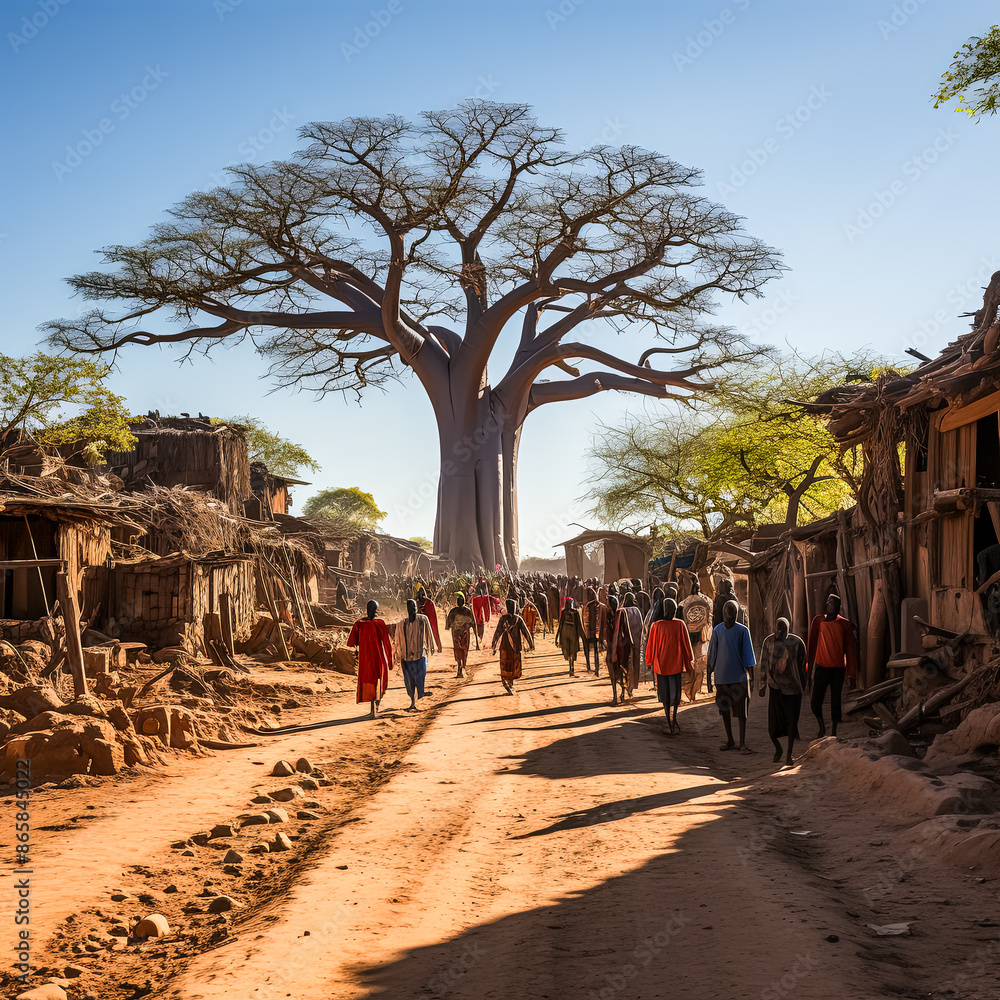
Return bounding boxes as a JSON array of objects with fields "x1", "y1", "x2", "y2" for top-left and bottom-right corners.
[{"x1": 45, "y1": 102, "x2": 781, "y2": 570}]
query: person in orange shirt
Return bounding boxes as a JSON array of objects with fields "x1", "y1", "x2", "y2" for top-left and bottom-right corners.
[
  {"x1": 806, "y1": 593, "x2": 859, "y2": 738},
  {"x1": 645, "y1": 598, "x2": 694, "y2": 735}
]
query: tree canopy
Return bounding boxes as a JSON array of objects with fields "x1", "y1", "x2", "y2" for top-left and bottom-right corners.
[
  {"x1": 586, "y1": 353, "x2": 887, "y2": 540},
  {"x1": 213, "y1": 414, "x2": 319, "y2": 477},
  {"x1": 302, "y1": 486, "x2": 385, "y2": 530},
  {"x1": 42, "y1": 100, "x2": 782, "y2": 568},
  {"x1": 934, "y1": 25, "x2": 1000, "y2": 120},
  {"x1": 0, "y1": 353, "x2": 136, "y2": 465}
]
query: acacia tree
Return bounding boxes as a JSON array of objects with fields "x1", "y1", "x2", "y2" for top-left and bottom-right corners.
[
  {"x1": 302, "y1": 486, "x2": 385, "y2": 530},
  {"x1": 214, "y1": 415, "x2": 319, "y2": 477},
  {"x1": 1, "y1": 353, "x2": 136, "y2": 464},
  {"x1": 45, "y1": 102, "x2": 781, "y2": 569},
  {"x1": 587, "y1": 353, "x2": 878, "y2": 540}
]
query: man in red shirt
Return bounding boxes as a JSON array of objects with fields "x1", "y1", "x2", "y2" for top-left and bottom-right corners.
[
  {"x1": 347, "y1": 600, "x2": 394, "y2": 718},
  {"x1": 645, "y1": 599, "x2": 693, "y2": 735},
  {"x1": 806, "y1": 594, "x2": 859, "y2": 738}
]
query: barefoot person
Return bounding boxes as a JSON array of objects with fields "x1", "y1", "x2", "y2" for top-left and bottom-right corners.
[
  {"x1": 397, "y1": 598, "x2": 434, "y2": 711},
  {"x1": 758, "y1": 617, "x2": 807, "y2": 764},
  {"x1": 347, "y1": 600, "x2": 394, "y2": 718},
  {"x1": 680, "y1": 582, "x2": 712, "y2": 702},
  {"x1": 707, "y1": 600, "x2": 756, "y2": 753},
  {"x1": 806, "y1": 593, "x2": 859, "y2": 738},
  {"x1": 556, "y1": 597, "x2": 584, "y2": 676},
  {"x1": 445, "y1": 592, "x2": 478, "y2": 677},
  {"x1": 491, "y1": 598, "x2": 534, "y2": 695},
  {"x1": 646, "y1": 598, "x2": 693, "y2": 735},
  {"x1": 611, "y1": 593, "x2": 644, "y2": 699},
  {"x1": 416, "y1": 587, "x2": 444, "y2": 654}
]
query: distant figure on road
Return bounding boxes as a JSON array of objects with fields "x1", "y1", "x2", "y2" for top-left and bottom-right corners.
[
  {"x1": 680, "y1": 582, "x2": 712, "y2": 703},
  {"x1": 611, "y1": 593, "x2": 644, "y2": 699},
  {"x1": 600, "y1": 595, "x2": 622, "y2": 703},
  {"x1": 397, "y1": 599, "x2": 435, "y2": 712},
  {"x1": 445, "y1": 592, "x2": 478, "y2": 678},
  {"x1": 416, "y1": 588, "x2": 443, "y2": 654},
  {"x1": 646, "y1": 598, "x2": 693, "y2": 735},
  {"x1": 806, "y1": 593, "x2": 858, "y2": 738},
  {"x1": 556, "y1": 598, "x2": 585, "y2": 676},
  {"x1": 472, "y1": 581, "x2": 492, "y2": 641},
  {"x1": 492, "y1": 598, "x2": 534, "y2": 695},
  {"x1": 758, "y1": 617, "x2": 807, "y2": 765},
  {"x1": 347, "y1": 600, "x2": 393, "y2": 718},
  {"x1": 707, "y1": 600, "x2": 756, "y2": 754},
  {"x1": 581, "y1": 586, "x2": 601, "y2": 675}
]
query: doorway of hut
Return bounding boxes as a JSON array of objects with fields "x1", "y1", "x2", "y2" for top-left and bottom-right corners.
[{"x1": 974, "y1": 414, "x2": 1000, "y2": 638}]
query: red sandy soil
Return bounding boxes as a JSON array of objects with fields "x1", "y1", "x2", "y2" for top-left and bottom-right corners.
[{"x1": 5, "y1": 638, "x2": 1000, "y2": 999}]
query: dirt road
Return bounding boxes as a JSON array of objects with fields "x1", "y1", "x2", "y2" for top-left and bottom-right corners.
[{"x1": 12, "y1": 640, "x2": 1000, "y2": 999}]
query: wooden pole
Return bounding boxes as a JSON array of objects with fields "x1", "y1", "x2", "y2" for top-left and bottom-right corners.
[
  {"x1": 256, "y1": 566, "x2": 290, "y2": 660},
  {"x1": 56, "y1": 570, "x2": 88, "y2": 699},
  {"x1": 219, "y1": 591, "x2": 235, "y2": 655}
]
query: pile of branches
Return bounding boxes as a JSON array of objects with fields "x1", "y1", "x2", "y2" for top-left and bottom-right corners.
[{"x1": 123, "y1": 484, "x2": 252, "y2": 557}]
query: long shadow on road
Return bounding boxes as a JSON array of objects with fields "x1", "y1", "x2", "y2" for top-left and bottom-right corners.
[{"x1": 512, "y1": 782, "x2": 739, "y2": 838}]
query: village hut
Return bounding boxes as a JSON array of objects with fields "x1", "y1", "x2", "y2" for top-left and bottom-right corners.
[
  {"x1": 561, "y1": 529, "x2": 650, "y2": 583},
  {"x1": 104, "y1": 414, "x2": 251, "y2": 514},
  {"x1": 245, "y1": 462, "x2": 310, "y2": 521},
  {"x1": 744, "y1": 269, "x2": 1000, "y2": 717}
]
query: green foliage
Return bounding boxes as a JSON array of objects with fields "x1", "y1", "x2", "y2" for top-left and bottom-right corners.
[
  {"x1": 303, "y1": 487, "x2": 386, "y2": 530},
  {"x1": 934, "y1": 25, "x2": 1000, "y2": 120},
  {"x1": 409, "y1": 536, "x2": 433, "y2": 551},
  {"x1": 213, "y1": 415, "x2": 319, "y2": 477},
  {"x1": 0, "y1": 353, "x2": 136, "y2": 464},
  {"x1": 586, "y1": 352, "x2": 890, "y2": 540}
]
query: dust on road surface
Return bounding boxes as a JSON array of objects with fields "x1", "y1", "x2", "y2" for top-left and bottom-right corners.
[{"x1": 12, "y1": 642, "x2": 1000, "y2": 999}]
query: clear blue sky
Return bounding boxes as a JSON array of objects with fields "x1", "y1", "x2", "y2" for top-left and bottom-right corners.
[{"x1": 2, "y1": 0, "x2": 998, "y2": 556}]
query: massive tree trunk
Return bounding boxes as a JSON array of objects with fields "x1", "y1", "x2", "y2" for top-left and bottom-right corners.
[{"x1": 433, "y1": 385, "x2": 514, "y2": 573}]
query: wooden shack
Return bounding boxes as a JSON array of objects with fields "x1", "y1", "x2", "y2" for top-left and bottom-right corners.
[
  {"x1": 0, "y1": 494, "x2": 130, "y2": 621},
  {"x1": 800, "y1": 269, "x2": 1000, "y2": 683},
  {"x1": 245, "y1": 462, "x2": 310, "y2": 521},
  {"x1": 561, "y1": 529, "x2": 650, "y2": 582},
  {"x1": 105, "y1": 415, "x2": 251, "y2": 514},
  {"x1": 108, "y1": 551, "x2": 255, "y2": 653}
]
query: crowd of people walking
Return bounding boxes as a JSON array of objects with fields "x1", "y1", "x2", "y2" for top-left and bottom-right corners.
[{"x1": 344, "y1": 569, "x2": 858, "y2": 764}]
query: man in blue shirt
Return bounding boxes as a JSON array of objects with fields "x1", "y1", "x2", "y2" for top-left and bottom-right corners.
[{"x1": 707, "y1": 600, "x2": 756, "y2": 754}]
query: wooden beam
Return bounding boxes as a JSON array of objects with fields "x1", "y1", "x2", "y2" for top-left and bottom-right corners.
[
  {"x1": 939, "y1": 388, "x2": 1000, "y2": 432},
  {"x1": 0, "y1": 559, "x2": 67, "y2": 570},
  {"x1": 55, "y1": 570, "x2": 88, "y2": 699}
]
